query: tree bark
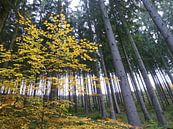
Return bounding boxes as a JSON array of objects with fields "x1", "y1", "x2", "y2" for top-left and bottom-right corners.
[
  {"x1": 99, "y1": 0, "x2": 141, "y2": 126},
  {"x1": 108, "y1": 72, "x2": 121, "y2": 113},
  {"x1": 122, "y1": 44, "x2": 151, "y2": 121},
  {"x1": 100, "y1": 49, "x2": 116, "y2": 119},
  {"x1": 114, "y1": 0, "x2": 167, "y2": 125},
  {"x1": 83, "y1": 73, "x2": 89, "y2": 114},
  {"x1": 142, "y1": 0, "x2": 173, "y2": 52},
  {"x1": 0, "y1": 2, "x2": 10, "y2": 34},
  {"x1": 94, "y1": 61, "x2": 107, "y2": 118},
  {"x1": 73, "y1": 73, "x2": 78, "y2": 113}
]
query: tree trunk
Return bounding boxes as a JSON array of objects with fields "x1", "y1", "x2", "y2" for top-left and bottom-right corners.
[
  {"x1": 158, "y1": 69, "x2": 173, "y2": 102},
  {"x1": 83, "y1": 73, "x2": 89, "y2": 114},
  {"x1": 115, "y1": 0, "x2": 167, "y2": 125},
  {"x1": 108, "y1": 72, "x2": 121, "y2": 113},
  {"x1": 86, "y1": 74, "x2": 92, "y2": 111},
  {"x1": 73, "y1": 73, "x2": 78, "y2": 113},
  {"x1": 0, "y1": 6, "x2": 9, "y2": 34},
  {"x1": 136, "y1": 70, "x2": 152, "y2": 106},
  {"x1": 79, "y1": 74, "x2": 84, "y2": 108},
  {"x1": 111, "y1": 73, "x2": 123, "y2": 105},
  {"x1": 122, "y1": 44, "x2": 151, "y2": 121},
  {"x1": 90, "y1": 74, "x2": 99, "y2": 110},
  {"x1": 99, "y1": 0, "x2": 141, "y2": 126},
  {"x1": 141, "y1": 0, "x2": 173, "y2": 52},
  {"x1": 153, "y1": 71, "x2": 169, "y2": 106},
  {"x1": 100, "y1": 49, "x2": 116, "y2": 119},
  {"x1": 150, "y1": 72, "x2": 166, "y2": 109},
  {"x1": 167, "y1": 72, "x2": 173, "y2": 85},
  {"x1": 94, "y1": 61, "x2": 107, "y2": 118}
]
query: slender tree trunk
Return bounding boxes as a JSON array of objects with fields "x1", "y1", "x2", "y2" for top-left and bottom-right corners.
[
  {"x1": 161, "y1": 56, "x2": 173, "y2": 95},
  {"x1": 137, "y1": 65, "x2": 167, "y2": 126},
  {"x1": 122, "y1": 44, "x2": 151, "y2": 120},
  {"x1": 33, "y1": 76, "x2": 38, "y2": 97},
  {"x1": 94, "y1": 61, "x2": 107, "y2": 118},
  {"x1": 114, "y1": 0, "x2": 167, "y2": 124},
  {"x1": 83, "y1": 73, "x2": 89, "y2": 114},
  {"x1": 153, "y1": 71, "x2": 169, "y2": 106},
  {"x1": 167, "y1": 72, "x2": 173, "y2": 85},
  {"x1": 88, "y1": 73, "x2": 95, "y2": 110},
  {"x1": 150, "y1": 72, "x2": 166, "y2": 109},
  {"x1": 0, "y1": 7, "x2": 9, "y2": 34},
  {"x1": 50, "y1": 74, "x2": 60, "y2": 99},
  {"x1": 108, "y1": 72, "x2": 120, "y2": 113},
  {"x1": 136, "y1": 70, "x2": 152, "y2": 106},
  {"x1": 111, "y1": 73, "x2": 123, "y2": 105},
  {"x1": 79, "y1": 74, "x2": 84, "y2": 108},
  {"x1": 141, "y1": 0, "x2": 173, "y2": 52},
  {"x1": 73, "y1": 73, "x2": 78, "y2": 113},
  {"x1": 68, "y1": 73, "x2": 71, "y2": 101},
  {"x1": 86, "y1": 75, "x2": 92, "y2": 111},
  {"x1": 91, "y1": 83, "x2": 96, "y2": 109},
  {"x1": 158, "y1": 69, "x2": 173, "y2": 102},
  {"x1": 99, "y1": 0, "x2": 141, "y2": 126},
  {"x1": 100, "y1": 50, "x2": 116, "y2": 119},
  {"x1": 90, "y1": 74, "x2": 98, "y2": 110}
]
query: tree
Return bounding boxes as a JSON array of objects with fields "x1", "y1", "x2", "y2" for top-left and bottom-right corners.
[
  {"x1": 98, "y1": 0, "x2": 141, "y2": 126},
  {"x1": 0, "y1": 12, "x2": 99, "y2": 95},
  {"x1": 141, "y1": 0, "x2": 173, "y2": 52},
  {"x1": 114, "y1": 0, "x2": 167, "y2": 126}
]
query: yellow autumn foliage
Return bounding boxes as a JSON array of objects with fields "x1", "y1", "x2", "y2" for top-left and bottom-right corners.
[
  {"x1": 0, "y1": 13, "x2": 100, "y2": 89},
  {"x1": 16, "y1": 13, "x2": 98, "y2": 77},
  {"x1": 0, "y1": 95, "x2": 132, "y2": 129}
]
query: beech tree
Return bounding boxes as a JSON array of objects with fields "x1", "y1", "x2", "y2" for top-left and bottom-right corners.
[{"x1": 0, "y1": 13, "x2": 99, "y2": 92}]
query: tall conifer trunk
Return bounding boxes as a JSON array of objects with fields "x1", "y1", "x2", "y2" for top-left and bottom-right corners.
[
  {"x1": 141, "y1": 0, "x2": 173, "y2": 52},
  {"x1": 94, "y1": 61, "x2": 107, "y2": 118},
  {"x1": 114, "y1": 0, "x2": 167, "y2": 126},
  {"x1": 100, "y1": 50, "x2": 116, "y2": 119},
  {"x1": 122, "y1": 44, "x2": 151, "y2": 121},
  {"x1": 98, "y1": 0, "x2": 141, "y2": 126}
]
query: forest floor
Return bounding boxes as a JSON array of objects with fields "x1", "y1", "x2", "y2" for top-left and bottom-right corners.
[
  {"x1": 0, "y1": 94, "x2": 173, "y2": 129},
  {"x1": 0, "y1": 95, "x2": 131, "y2": 129},
  {"x1": 74, "y1": 104, "x2": 173, "y2": 129}
]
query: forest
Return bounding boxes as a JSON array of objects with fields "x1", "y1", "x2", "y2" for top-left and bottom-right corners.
[{"x1": 0, "y1": 0, "x2": 173, "y2": 128}]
